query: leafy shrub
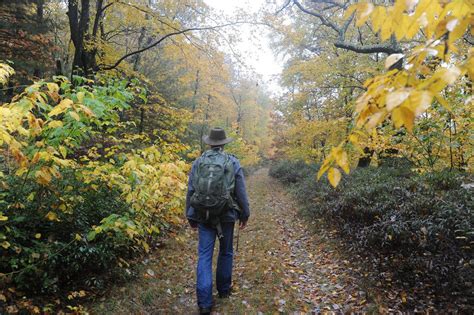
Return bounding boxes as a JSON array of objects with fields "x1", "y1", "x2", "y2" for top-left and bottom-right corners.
[
  {"x1": 268, "y1": 159, "x2": 318, "y2": 184},
  {"x1": 0, "y1": 172, "x2": 134, "y2": 293},
  {"x1": 270, "y1": 160, "x2": 473, "y2": 294},
  {"x1": 0, "y1": 75, "x2": 188, "y2": 296}
]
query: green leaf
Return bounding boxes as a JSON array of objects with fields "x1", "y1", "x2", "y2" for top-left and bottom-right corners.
[{"x1": 87, "y1": 230, "x2": 97, "y2": 241}]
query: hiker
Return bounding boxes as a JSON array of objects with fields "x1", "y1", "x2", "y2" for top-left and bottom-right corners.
[{"x1": 185, "y1": 127, "x2": 250, "y2": 315}]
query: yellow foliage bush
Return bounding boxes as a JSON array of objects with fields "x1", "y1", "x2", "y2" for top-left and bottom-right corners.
[{"x1": 0, "y1": 67, "x2": 189, "y2": 293}]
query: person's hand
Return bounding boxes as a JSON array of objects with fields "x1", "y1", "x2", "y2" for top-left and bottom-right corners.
[
  {"x1": 189, "y1": 221, "x2": 198, "y2": 229},
  {"x1": 239, "y1": 220, "x2": 247, "y2": 229}
]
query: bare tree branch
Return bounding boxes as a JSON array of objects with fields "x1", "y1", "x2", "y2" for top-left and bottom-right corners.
[
  {"x1": 292, "y1": 0, "x2": 402, "y2": 55},
  {"x1": 275, "y1": 0, "x2": 292, "y2": 15},
  {"x1": 293, "y1": 0, "x2": 340, "y2": 33},
  {"x1": 317, "y1": 85, "x2": 367, "y2": 91},
  {"x1": 100, "y1": 23, "x2": 247, "y2": 70},
  {"x1": 334, "y1": 40, "x2": 402, "y2": 54},
  {"x1": 310, "y1": 0, "x2": 348, "y2": 9}
]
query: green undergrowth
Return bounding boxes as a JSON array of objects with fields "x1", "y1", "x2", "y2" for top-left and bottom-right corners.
[{"x1": 269, "y1": 159, "x2": 473, "y2": 306}]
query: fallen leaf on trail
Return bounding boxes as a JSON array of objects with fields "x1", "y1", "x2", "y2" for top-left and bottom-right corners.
[{"x1": 401, "y1": 291, "x2": 407, "y2": 303}]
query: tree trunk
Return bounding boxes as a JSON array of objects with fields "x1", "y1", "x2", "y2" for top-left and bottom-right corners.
[
  {"x1": 191, "y1": 70, "x2": 200, "y2": 111},
  {"x1": 67, "y1": 0, "x2": 97, "y2": 76},
  {"x1": 200, "y1": 94, "x2": 211, "y2": 152},
  {"x1": 132, "y1": 0, "x2": 153, "y2": 72},
  {"x1": 139, "y1": 107, "x2": 145, "y2": 133},
  {"x1": 357, "y1": 147, "x2": 374, "y2": 168}
]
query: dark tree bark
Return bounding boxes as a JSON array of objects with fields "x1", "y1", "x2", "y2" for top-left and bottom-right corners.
[
  {"x1": 67, "y1": 0, "x2": 97, "y2": 76},
  {"x1": 191, "y1": 70, "x2": 200, "y2": 111},
  {"x1": 357, "y1": 147, "x2": 374, "y2": 168},
  {"x1": 139, "y1": 107, "x2": 145, "y2": 133},
  {"x1": 55, "y1": 59, "x2": 63, "y2": 75},
  {"x1": 67, "y1": 0, "x2": 113, "y2": 76}
]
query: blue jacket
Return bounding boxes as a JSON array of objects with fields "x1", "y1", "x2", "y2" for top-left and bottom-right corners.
[{"x1": 185, "y1": 150, "x2": 250, "y2": 223}]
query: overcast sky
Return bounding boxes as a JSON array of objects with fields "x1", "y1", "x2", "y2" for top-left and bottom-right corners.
[{"x1": 204, "y1": 0, "x2": 283, "y2": 94}]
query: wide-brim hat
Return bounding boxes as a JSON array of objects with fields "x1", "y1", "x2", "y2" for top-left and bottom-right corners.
[{"x1": 202, "y1": 127, "x2": 234, "y2": 146}]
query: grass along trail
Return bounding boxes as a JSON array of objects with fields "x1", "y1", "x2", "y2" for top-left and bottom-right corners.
[{"x1": 91, "y1": 168, "x2": 382, "y2": 314}]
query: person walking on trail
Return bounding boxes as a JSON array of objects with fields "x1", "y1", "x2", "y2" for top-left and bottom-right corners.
[{"x1": 185, "y1": 127, "x2": 250, "y2": 315}]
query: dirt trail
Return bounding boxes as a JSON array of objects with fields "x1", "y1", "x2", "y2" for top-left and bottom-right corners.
[{"x1": 91, "y1": 168, "x2": 379, "y2": 314}]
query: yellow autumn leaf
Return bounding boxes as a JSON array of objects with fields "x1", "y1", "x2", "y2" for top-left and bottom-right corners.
[
  {"x1": 356, "y1": 3, "x2": 374, "y2": 27},
  {"x1": 395, "y1": 15, "x2": 409, "y2": 40},
  {"x1": 409, "y1": 90, "x2": 433, "y2": 116},
  {"x1": 380, "y1": 16, "x2": 393, "y2": 41},
  {"x1": 69, "y1": 111, "x2": 80, "y2": 121},
  {"x1": 336, "y1": 150, "x2": 350, "y2": 174},
  {"x1": 348, "y1": 134, "x2": 358, "y2": 145},
  {"x1": 59, "y1": 146, "x2": 67, "y2": 158},
  {"x1": 0, "y1": 215, "x2": 8, "y2": 221},
  {"x1": 442, "y1": 66, "x2": 462, "y2": 85},
  {"x1": 1, "y1": 241, "x2": 10, "y2": 249},
  {"x1": 79, "y1": 104, "x2": 95, "y2": 117},
  {"x1": 35, "y1": 168, "x2": 52, "y2": 185},
  {"x1": 366, "y1": 111, "x2": 386, "y2": 130},
  {"x1": 77, "y1": 91, "x2": 85, "y2": 103},
  {"x1": 48, "y1": 120, "x2": 63, "y2": 128},
  {"x1": 401, "y1": 291, "x2": 407, "y2": 303},
  {"x1": 27, "y1": 192, "x2": 35, "y2": 201},
  {"x1": 392, "y1": 106, "x2": 415, "y2": 132},
  {"x1": 0, "y1": 63, "x2": 15, "y2": 84},
  {"x1": 49, "y1": 98, "x2": 73, "y2": 117},
  {"x1": 371, "y1": 6, "x2": 387, "y2": 33},
  {"x1": 448, "y1": 17, "x2": 469, "y2": 46},
  {"x1": 317, "y1": 158, "x2": 332, "y2": 180},
  {"x1": 426, "y1": 67, "x2": 462, "y2": 94},
  {"x1": 328, "y1": 167, "x2": 342, "y2": 188},
  {"x1": 46, "y1": 83, "x2": 59, "y2": 93},
  {"x1": 406, "y1": 17, "x2": 421, "y2": 38},
  {"x1": 45, "y1": 211, "x2": 59, "y2": 221},
  {"x1": 385, "y1": 54, "x2": 404, "y2": 69},
  {"x1": 142, "y1": 241, "x2": 150, "y2": 253},
  {"x1": 343, "y1": 4, "x2": 358, "y2": 19},
  {"x1": 386, "y1": 89, "x2": 411, "y2": 111},
  {"x1": 434, "y1": 94, "x2": 452, "y2": 111}
]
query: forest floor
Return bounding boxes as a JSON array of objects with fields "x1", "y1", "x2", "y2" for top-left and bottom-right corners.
[{"x1": 88, "y1": 169, "x2": 419, "y2": 314}]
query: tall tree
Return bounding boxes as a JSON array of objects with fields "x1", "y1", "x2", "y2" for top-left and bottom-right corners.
[{"x1": 67, "y1": 0, "x2": 104, "y2": 75}]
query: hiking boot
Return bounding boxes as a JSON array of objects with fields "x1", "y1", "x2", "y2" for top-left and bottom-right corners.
[
  {"x1": 218, "y1": 291, "x2": 231, "y2": 299},
  {"x1": 199, "y1": 306, "x2": 212, "y2": 315}
]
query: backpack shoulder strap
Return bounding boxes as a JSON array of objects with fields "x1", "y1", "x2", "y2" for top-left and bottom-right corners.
[
  {"x1": 192, "y1": 154, "x2": 205, "y2": 186},
  {"x1": 222, "y1": 153, "x2": 235, "y2": 189}
]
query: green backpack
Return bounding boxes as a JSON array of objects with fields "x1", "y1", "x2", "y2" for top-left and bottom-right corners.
[{"x1": 190, "y1": 149, "x2": 235, "y2": 238}]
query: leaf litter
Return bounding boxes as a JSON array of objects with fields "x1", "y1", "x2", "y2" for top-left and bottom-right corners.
[{"x1": 88, "y1": 168, "x2": 447, "y2": 314}]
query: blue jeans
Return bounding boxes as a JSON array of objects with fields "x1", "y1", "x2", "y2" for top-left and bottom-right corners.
[{"x1": 196, "y1": 222, "x2": 234, "y2": 308}]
